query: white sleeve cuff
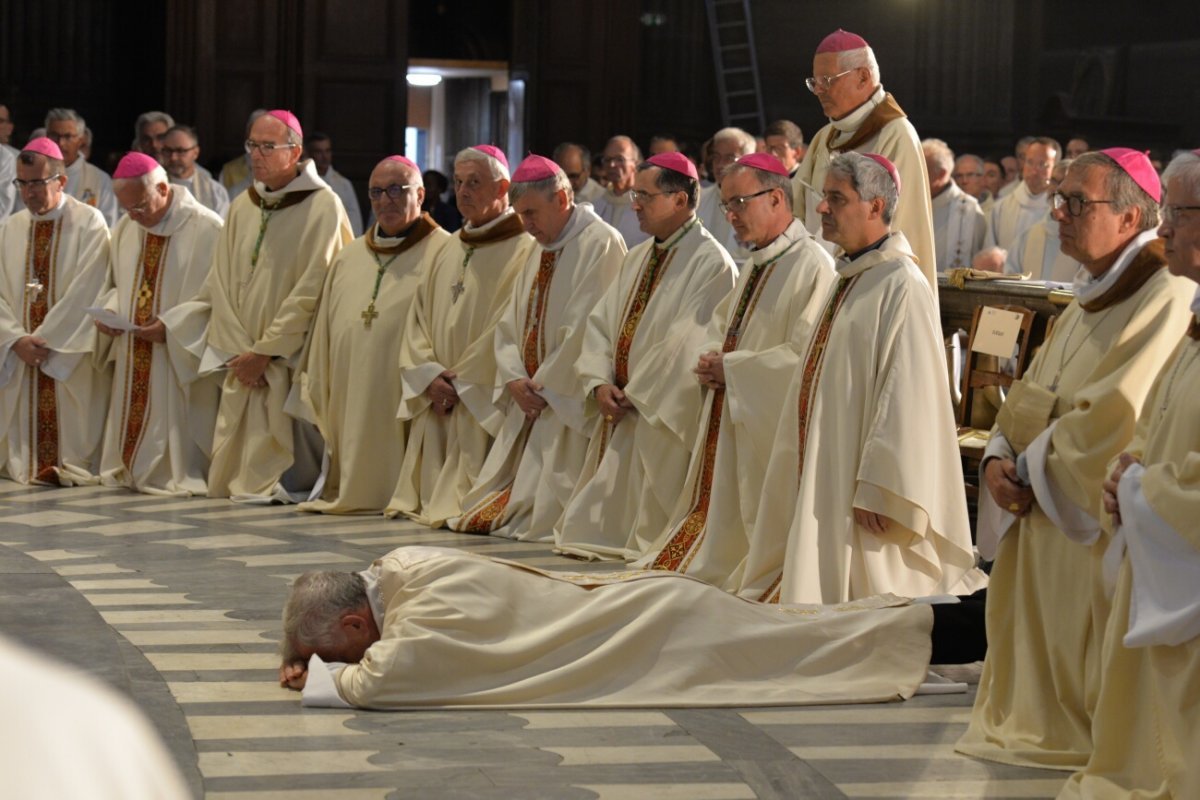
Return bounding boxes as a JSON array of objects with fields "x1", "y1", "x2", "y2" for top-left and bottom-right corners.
[
  {"x1": 300, "y1": 654, "x2": 352, "y2": 708},
  {"x1": 1117, "y1": 464, "x2": 1200, "y2": 647},
  {"x1": 1025, "y1": 421, "x2": 1100, "y2": 545}
]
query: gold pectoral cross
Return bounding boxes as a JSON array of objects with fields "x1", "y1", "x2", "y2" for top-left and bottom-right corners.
[
  {"x1": 137, "y1": 283, "x2": 154, "y2": 309},
  {"x1": 361, "y1": 302, "x2": 379, "y2": 329}
]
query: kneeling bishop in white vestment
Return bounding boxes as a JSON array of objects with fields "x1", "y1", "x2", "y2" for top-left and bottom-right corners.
[
  {"x1": 95, "y1": 153, "x2": 222, "y2": 495},
  {"x1": 294, "y1": 155, "x2": 451, "y2": 514},
  {"x1": 636, "y1": 153, "x2": 835, "y2": 587},
  {"x1": 386, "y1": 145, "x2": 537, "y2": 526},
  {"x1": 449, "y1": 154, "x2": 625, "y2": 539},
  {"x1": 740, "y1": 153, "x2": 982, "y2": 605},
  {"x1": 0, "y1": 137, "x2": 110, "y2": 485},
  {"x1": 556, "y1": 152, "x2": 736, "y2": 560}
]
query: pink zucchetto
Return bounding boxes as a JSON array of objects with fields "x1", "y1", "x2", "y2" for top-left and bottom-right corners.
[
  {"x1": 862, "y1": 153, "x2": 902, "y2": 195},
  {"x1": 511, "y1": 154, "x2": 562, "y2": 183},
  {"x1": 471, "y1": 144, "x2": 510, "y2": 179},
  {"x1": 816, "y1": 29, "x2": 869, "y2": 54},
  {"x1": 382, "y1": 154, "x2": 419, "y2": 171},
  {"x1": 1100, "y1": 147, "x2": 1161, "y2": 203},
  {"x1": 736, "y1": 152, "x2": 789, "y2": 176},
  {"x1": 113, "y1": 152, "x2": 162, "y2": 180},
  {"x1": 265, "y1": 109, "x2": 303, "y2": 139},
  {"x1": 22, "y1": 136, "x2": 64, "y2": 162},
  {"x1": 646, "y1": 152, "x2": 699, "y2": 182}
]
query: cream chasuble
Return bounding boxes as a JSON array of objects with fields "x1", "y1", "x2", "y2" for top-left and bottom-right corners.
[
  {"x1": 1004, "y1": 215, "x2": 1078, "y2": 283},
  {"x1": 738, "y1": 232, "x2": 980, "y2": 605},
  {"x1": 304, "y1": 546, "x2": 934, "y2": 710},
  {"x1": 96, "y1": 187, "x2": 223, "y2": 495},
  {"x1": 958, "y1": 235, "x2": 1193, "y2": 771},
  {"x1": 635, "y1": 220, "x2": 835, "y2": 587},
  {"x1": 386, "y1": 209, "x2": 536, "y2": 526},
  {"x1": 593, "y1": 188, "x2": 650, "y2": 249},
  {"x1": 1060, "y1": 321, "x2": 1200, "y2": 799},
  {"x1": 931, "y1": 181, "x2": 986, "y2": 271},
  {"x1": 0, "y1": 196, "x2": 110, "y2": 484},
  {"x1": 170, "y1": 171, "x2": 230, "y2": 220},
  {"x1": 295, "y1": 216, "x2": 451, "y2": 514},
  {"x1": 985, "y1": 181, "x2": 1051, "y2": 251},
  {"x1": 449, "y1": 206, "x2": 625, "y2": 539},
  {"x1": 555, "y1": 217, "x2": 737, "y2": 561},
  {"x1": 791, "y1": 87, "x2": 937, "y2": 298},
  {"x1": 194, "y1": 159, "x2": 352, "y2": 499},
  {"x1": 64, "y1": 156, "x2": 118, "y2": 228}
]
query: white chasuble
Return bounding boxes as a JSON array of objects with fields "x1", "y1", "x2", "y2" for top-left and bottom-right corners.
[
  {"x1": 739, "y1": 232, "x2": 980, "y2": 605},
  {"x1": 97, "y1": 187, "x2": 223, "y2": 495},
  {"x1": 555, "y1": 217, "x2": 737, "y2": 561},
  {"x1": 593, "y1": 188, "x2": 650, "y2": 249},
  {"x1": 386, "y1": 209, "x2": 536, "y2": 526},
  {"x1": 449, "y1": 206, "x2": 625, "y2": 540},
  {"x1": 931, "y1": 181, "x2": 986, "y2": 271},
  {"x1": 636, "y1": 220, "x2": 836, "y2": 587},
  {"x1": 196, "y1": 159, "x2": 353, "y2": 499},
  {"x1": 296, "y1": 216, "x2": 451, "y2": 514},
  {"x1": 985, "y1": 181, "x2": 1050, "y2": 252},
  {"x1": 959, "y1": 236, "x2": 1193, "y2": 771},
  {"x1": 308, "y1": 546, "x2": 935, "y2": 710},
  {"x1": 0, "y1": 196, "x2": 111, "y2": 484},
  {"x1": 1060, "y1": 322, "x2": 1200, "y2": 799},
  {"x1": 791, "y1": 87, "x2": 937, "y2": 298}
]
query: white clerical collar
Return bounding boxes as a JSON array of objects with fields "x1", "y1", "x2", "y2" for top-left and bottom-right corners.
[
  {"x1": 170, "y1": 171, "x2": 197, "y2": 186},
  {"x1": 835, "y1": 230, "x2": 913, "y2": 277},
  {"x1": 64, "y1": 157, "x2": 84, "y2": 176},
  {"x1": 1072, "y1": 229, "x2": 1158, "y2": 304},
  {"x1": 931, "y1": 182, "x2": 955, "y2": 208},
  {"x1": 253, "y1": 158, "x2": 328, "y2": 200},
  {"x1": 654, "y1": 214, "x2": 699, "y2": 248},
  {"x1": 605, "y1": 187, "x2": 632, "y2": 206},
  {"x1": 144, "y1": 187, "x2": 185, "y2": 236},
  {"x1": 749, "y1": 218, "x2": 808, "y2": 265},
  {"x1": 374, "y1": 221, "x2": 408, "y2": 244},
  {"x1": 463, "y1": 206, "x2": 516, "y2": 234},
  {"x1": 1012, "y1": 181, "x2": 1051, "y2": 209},
  {"x1": 545, "y1": 204, "x2": 597, "y2": 253},
  {"x1": 30, "y1": 193, "x2": 69, "y2": 222},
  {"x1": 830, "y1": 85, "x2": 885, "y2": 133},
  {"x1": 357, "y1": 568, "x2": 384, "y2": 631}
]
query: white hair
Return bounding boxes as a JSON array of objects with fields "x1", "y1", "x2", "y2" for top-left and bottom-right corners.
[
  {"x1": 281, "y1": 571, "x2": 368, "y2": 657},
  {"x1": 837, "y1": 46, "x2": 880, "y2": 86},
  {"x1": 455, "y1": 147, "x2": 510, "y2": 181},
  {"x1": 509, "y1": 169, "x2": 572, "y2": 203},
  {"x1": 114, "y1": 165, "x2": 169, "y2": 192},
  {"x1": 1163, "y1": 151, "x2": 1200, "y2": 204},
  {"x1": 44, "y1": 107, "x2": 85, "y2": 135},
  {"x1": 712, "y1": 127, "x2": 756, "y2": 157},
  {"x1": 134, "y1": 111, "x2": 175, "y2": 139},
  {"x1": 921, "y1": 138, "x2": 955, "y2": 177}
]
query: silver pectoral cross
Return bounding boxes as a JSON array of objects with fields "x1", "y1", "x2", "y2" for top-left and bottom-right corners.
[{"x1": 450, "y1": 279, "x2": 466, "y2": 303}]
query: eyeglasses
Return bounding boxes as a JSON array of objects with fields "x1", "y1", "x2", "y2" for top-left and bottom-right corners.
[
  {"x1": 805, "y1": 69, "x2": 854, "y2": 94},
  {"x1": 44, "y1": 132, "x2": 78, "y2": 143},
  {"x1": 719, "y1": 189, "x2": 774, "y2": 215},
  {"x1": 1162, "y1": 204, "x2": 1200, "y2": 225},
  {"x1": 628, "y1": 189, "x2": 678, "y2": 204},
  {"x1": 1052, "y1": 192, "x2": 1116, "y2": 218},
  {"x1": 244, "y1": 139, "x2": 298, "y2": 155},
  {"x1": 952, "y1": 171, "x2": 982, "y2": 181},
  {"x1": 125, "y1": 199, "x2": 153, "y2": 216},
  {"x1": 368, "y1": 183, "x2": 419, "y2": 200},
  {"x1": 565, "y1": 171, "x2": 586, "y2": 181},
  {"x1": 605, "y1": 156, "x2": 631, "y2": 167},
  {"x1": 11, "y1": 174, "x2": 62, "y2": 190},
  {"x1": 161, "y1": 146, "x2": 198, "y2": 157}
]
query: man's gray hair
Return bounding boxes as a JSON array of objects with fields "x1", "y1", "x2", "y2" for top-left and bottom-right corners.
[
  {"x1": 281, "y1": 571, "x2": 369, "y2": 656},
  {"x1": 922, "y1": 139, "x2": 955, "y2": 177},
  {"x1": 244, "y1": 108, "x2": 267, "y2": 135},
  {"x1": 763, "y1": 119, "x2": 804, "y2": 148},
  {"x1": 114, "y1": 164, "x2": 169, "y2": 191},
  {"x1": 828, "y1": 152, "x2": 899, "y2": 224},
  {"x1": 956, "y1": 154, "x2": 985, "y2": 174},
  {"x1": 837, "y1": 46, "x2": 880, "y2": 86},
  {"x1": 166, "y1": 124, "x2": 200, "y2": 146},
  {"x1": 44, "y1": 107, "x2": 84, "y2": 135},
  {"x1": 552, "y1": 141, "x2": 590, "y2": 167},
  {"x1": 712, "y1": 127, "x2": 756, "y2": 157},
  {"x1": 134, "y1": 110, "x2": 175, "y2": 139},
  {"x1": 509, "y1": 168, "x2": 572, "y2": 203},
  {"x1": 455, "y1": 147, "x2": 508, "y2": 181},
  {"x1": 1163, "y1": 150, "x2": 1200, "y2": 205},
  {"x1": 1070, "y1": 151, "x2": 1160, "y2": 232},
  {"x1": 605, "y1": 134, "x2": 642, "y2": 163},
  {"x1": 722, "y1": 161, "x2": 793, "y2": 212}
]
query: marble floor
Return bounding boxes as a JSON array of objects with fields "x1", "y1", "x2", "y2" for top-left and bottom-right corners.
[{"x1": 0, "y1": 482, "x2": 1065, "y2": 799}]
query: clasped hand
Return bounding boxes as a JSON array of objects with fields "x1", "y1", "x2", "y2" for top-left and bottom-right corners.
[
  {"x1": 427, "y1": 371, "x2": 459, "y2": 416},
  {"x1": 1102, "y1": 452, "x2": 1140, "y2": 526},
  {"x1": 984, "y1": 457, "x2": 1034, "y2": 517},
  {"x1": 507, "y1": 378, "x2": 547, "y2": 420},
  {"x1": 595, "y1": 384, "x2": 634, "y2": 423},
  {"x1": 694, "y1": 351, "x2": 725, "y2": 389}
]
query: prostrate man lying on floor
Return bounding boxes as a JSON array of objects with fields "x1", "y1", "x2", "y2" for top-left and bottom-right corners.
[{"x1": 277, "y1": 546, "x2": 936, "y2": 710}]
